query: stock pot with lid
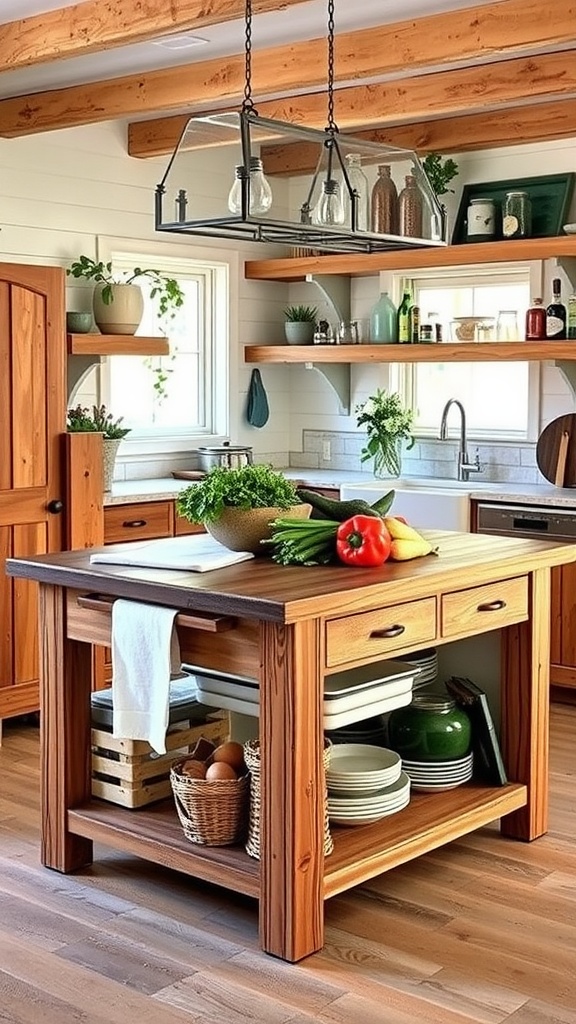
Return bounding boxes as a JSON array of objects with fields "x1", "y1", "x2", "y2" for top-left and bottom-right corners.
[{"x1": 196, "y1": 442, "x2": 253, "y2": 471}]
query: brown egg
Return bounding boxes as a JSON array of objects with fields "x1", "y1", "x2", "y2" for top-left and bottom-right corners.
[
  {"x1": 206, "y1": 761, "x2": 237, "y2": 782},
  {"x1": 212, "y1": 741, "x2": 245, "y2": 773},
  {"x1": 180, "y1": 759, "x2": 206, "y2": 779}
]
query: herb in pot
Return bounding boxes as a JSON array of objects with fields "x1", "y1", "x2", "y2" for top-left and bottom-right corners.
[{"x1": 176, "y1": 464, "x2": 301, "y2": 525}]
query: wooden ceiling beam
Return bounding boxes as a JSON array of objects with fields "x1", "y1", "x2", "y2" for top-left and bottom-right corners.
[
  {"x1": 126, "y1": 49, "x2": 576, "y2": 160},
  {"x1": 259, "y1": 99, "x2": 576, "y2": 175},
  {"x1": 0, "y1": 0, "x2": 312, "y2": 72},
  {"x1": 2, "y1": 0, "x2": 576, "y2": 136}
]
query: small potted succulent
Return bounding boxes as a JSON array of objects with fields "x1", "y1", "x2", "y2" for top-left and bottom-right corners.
[
  {"x1": 67, "y1": 404, "x2": 131, "y2": 492},
  {"x1": 177, "y1": 463, "x2": 311, "y2": 553},
  {"x1": 283, "y1": 304, "x2": 318, "y2": 345},
  {"x1": 67, "y1": 256, "x2": 185, "y2": 337}
]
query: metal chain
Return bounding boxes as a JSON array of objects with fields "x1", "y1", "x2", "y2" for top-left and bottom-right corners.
[
  {"x1": 325, "y1": 0, "x2": 338, "y2": 133},
  {"x1": 242, "y1": 0, "x2": 255, "y2": 112}
]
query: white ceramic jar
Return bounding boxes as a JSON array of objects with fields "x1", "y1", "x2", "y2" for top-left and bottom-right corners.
[{"x1": 466, "y1": 197, "x2": 496, "y2": 242}]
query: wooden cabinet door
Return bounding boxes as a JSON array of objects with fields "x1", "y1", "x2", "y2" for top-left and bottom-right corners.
[
  {"x1": 551, "y1": 562, "x2": 576, "y2": 689},
  {"x1": 0, "y1": 263, "x2": 65, "y2": 718}
]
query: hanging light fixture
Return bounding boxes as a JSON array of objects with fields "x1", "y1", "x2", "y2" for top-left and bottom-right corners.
[{"x1": 155, "y1": 0, "x2": 445, "y2": 253}]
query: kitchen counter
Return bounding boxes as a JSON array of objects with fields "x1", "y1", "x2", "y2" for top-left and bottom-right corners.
[
  {"x1": 7, "y1": 530, "x2": 576, "y2": 962},
  {"x1": 107, "y1": 472, "x2": 576, "y2": 508}
]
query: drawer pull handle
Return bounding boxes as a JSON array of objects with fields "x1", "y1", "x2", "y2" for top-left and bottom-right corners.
[
  {"x1": 123, "y1": 519, "x2": 147, "y2": 528},
  {"x1": 76, "y1": 594, "x2": 237, "y2": 633},
  {"x1": 477, "y1": 599, "x2": 507, "y2": 612},
  {"x1": 370, "y1": 624, "x2": 406, "y2": 639}
]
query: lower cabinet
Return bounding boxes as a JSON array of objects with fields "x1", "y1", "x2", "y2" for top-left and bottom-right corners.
[{"x1": 551, "y1": 561, "x2": 576, "y2": 690}]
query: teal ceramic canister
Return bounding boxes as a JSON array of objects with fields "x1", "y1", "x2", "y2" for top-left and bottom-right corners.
[{"x1": 387, "y1": 694, "x2": 472, "y2": 761}]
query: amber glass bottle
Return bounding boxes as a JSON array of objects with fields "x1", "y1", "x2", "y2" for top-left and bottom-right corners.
[
  {"x1": 399, "y1": 174, "x2": 423, "y2": 238},
  {"x1": 371, "y1": 165, "x2": 399, "y2": 235}
]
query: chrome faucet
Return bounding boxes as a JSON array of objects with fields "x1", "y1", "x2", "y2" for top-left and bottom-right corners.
[{"x1": 439, "y1": 398, "x2": 484, "y2": 481}]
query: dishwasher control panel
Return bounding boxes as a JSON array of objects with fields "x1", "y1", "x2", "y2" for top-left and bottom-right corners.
[{"x1": 476, "y1": 503, "x2": 576, "y2": 542}]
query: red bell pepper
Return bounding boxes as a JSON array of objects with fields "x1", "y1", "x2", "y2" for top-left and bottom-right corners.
[{"x1": 336, "y1": 515, "x2": 392, "y2": 567}]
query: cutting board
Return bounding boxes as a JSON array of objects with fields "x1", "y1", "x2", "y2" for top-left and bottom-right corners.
[{"x1": 536, "y1": 414, "x2": 576, "y2": 487}]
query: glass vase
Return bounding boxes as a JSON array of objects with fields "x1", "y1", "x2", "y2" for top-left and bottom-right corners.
[{"x1": 373, "y1": 437, "x2": 403, "y2": 478}]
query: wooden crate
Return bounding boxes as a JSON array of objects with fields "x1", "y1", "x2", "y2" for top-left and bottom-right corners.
[{"x1": 91, "y1": 713, "x2": 229, "y2": 808}]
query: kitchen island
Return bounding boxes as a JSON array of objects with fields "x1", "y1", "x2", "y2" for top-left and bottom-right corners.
[{"x1": 7, "y1": 530, "x2": 576, "y2": 962}]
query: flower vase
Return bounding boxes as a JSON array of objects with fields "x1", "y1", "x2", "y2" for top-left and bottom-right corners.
[{"x1": 373, "y1": 437, "x2": 403, "y2": 479}]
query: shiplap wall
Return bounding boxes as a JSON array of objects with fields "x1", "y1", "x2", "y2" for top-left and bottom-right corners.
[{"x1": 0, "y1": 122, "x2": 575, "y2": 474}]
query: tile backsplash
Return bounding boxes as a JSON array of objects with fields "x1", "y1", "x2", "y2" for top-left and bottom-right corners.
[{"x1": 290, "y1": 430, "x2": 542, "y2": 485}]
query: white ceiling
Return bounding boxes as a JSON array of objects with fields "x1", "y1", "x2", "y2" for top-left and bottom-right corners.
[{"x1": 1, "y1": 0, "x2": 498, "y2": 101}]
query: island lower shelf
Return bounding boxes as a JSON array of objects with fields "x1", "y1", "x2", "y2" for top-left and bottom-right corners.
[{"x1": 67, "y1": 781, "x2": 526, "y2": 901}]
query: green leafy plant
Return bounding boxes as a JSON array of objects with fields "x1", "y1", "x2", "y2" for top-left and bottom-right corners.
[
  {"x1": 67, "y1": 256, "x2": 185, "y2": 320},
  {"x1": 422, "y1": 153, "x2": 459, "y2": 197},
  {"x1": 356, "y1": 389, "x2": 415, "y2": 477},
  {"x1": 283, "y1": 304, "x2": 318, "y2": 322},
  {"x1": 66, "y1": 404, "x2": 131, "y2": 439},
  {"x1": 177, "y1": 464, "x2": 301, "y2": 525}
]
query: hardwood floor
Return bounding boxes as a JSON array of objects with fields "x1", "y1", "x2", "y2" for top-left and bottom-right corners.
[{"x1": 1, "y1": 706, "x2": 575, "y2": 1024}]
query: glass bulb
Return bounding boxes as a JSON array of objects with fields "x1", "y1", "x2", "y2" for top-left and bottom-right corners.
[
  {"x1": 227, "y1": 159, "x2": 273, "y2": 216},
  {"x1": 312, "y1": 178, "x2": 345, "y2": 226}
]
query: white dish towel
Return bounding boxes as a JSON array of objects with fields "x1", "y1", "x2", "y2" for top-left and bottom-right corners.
[{"x1": 111, "y1": 599, "x2": 181, "y2": 755}]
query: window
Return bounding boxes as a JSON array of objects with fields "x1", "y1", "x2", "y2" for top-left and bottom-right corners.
[
  {"x1": 392, "y1": 266, "x2": 538, "y2": 441},
  {"x1": 98, "y1": 246, "x2": 231, "y2": 455}
]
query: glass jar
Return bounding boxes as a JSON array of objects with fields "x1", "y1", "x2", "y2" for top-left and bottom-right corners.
[
  {"x1": 503, "y1": 191, "x2": 532, "y2": 239},
  {"x1": 370, "y1": 164, "x2": 399, "y2": 235},
  {"x1": 525, "y1": 298, "x2": 547, "y2": 340},
  {"x1": 496, "y1": 310, "x2": 519, "y2": 341},
  {"x1": 343, "y1": 153, "x2": 369, "y2": 232},
  {"x1": 466, "y1": 197, "x2": 496, "y2": 242},
  {"x1": 387, "y1": 695, "x2": 472, "y2": 761},
  {"x1": 398, "y1": 174, "x2": 423, "y2": 239}
]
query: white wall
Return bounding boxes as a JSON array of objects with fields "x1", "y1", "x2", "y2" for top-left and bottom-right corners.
[{"x1": 1, "y1": 122, "x2": 575, "y2": 475}]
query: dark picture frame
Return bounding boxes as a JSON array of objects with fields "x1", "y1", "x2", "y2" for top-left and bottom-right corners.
[{"x1": 452, "y1": 172, "x2": 575, "y2": 244}]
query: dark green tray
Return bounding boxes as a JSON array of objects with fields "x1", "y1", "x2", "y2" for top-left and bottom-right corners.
[{"x1": 452, "y1": 173, "x2": 575, "y2": 244}]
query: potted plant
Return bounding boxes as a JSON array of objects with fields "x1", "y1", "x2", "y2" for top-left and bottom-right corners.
[
  {"x1": 283, "y1": 304, "x2": 318, "y2": 345},
  {"x1": 67, "y1": 256, "x2": 185, "y2": 336},
  {"x1": 176, "y1": 463, "x2": 311, "y2": 553},
  {"x1": 355, "y1": 389, "x2": 415, "y2": 479},
  {"x1": 67, "y1": 403, "x2": 131, "y2": 492},
  {"x1": 422, "y1": 153, "x2": 459, "y2": 242}
]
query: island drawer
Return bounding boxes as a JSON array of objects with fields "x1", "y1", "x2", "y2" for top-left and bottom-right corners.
[
  {"x1": 104, "y1": 501, "x2": 173, "y2": 543},
  {"x1": 325, "y1": 597, "x2": 437, "y2": 668},
  {"x1": 441, "y1": 576, "x2": 528, "y2": 639}
]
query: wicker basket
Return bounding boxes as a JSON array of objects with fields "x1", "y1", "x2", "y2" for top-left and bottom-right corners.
[
  {"x1": 243, "y1": 739, "x2": 333, "y2": 860},
  {"x1": 170, "y1": 757, "x2": 249, "y2": 846}
]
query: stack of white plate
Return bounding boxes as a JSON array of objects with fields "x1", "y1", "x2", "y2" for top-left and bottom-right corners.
[
  {"x1": 396, "y1": 648, "x2": 438, "y2": 688},
  {"x1": 192, "y1": 660, "x2": 420, "y2": 731},
  {"x1": 402, "y1": 751, "x2": 473, "y2": 792},
  {"x1": 326, "y1": 744, "x2": 410, "y2": 825}
]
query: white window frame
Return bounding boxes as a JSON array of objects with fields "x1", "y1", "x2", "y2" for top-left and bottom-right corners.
[
  {"x1": 388, "y1": 261, "x2": 542, "y2": 442},
  {"x1": 95, "y1": 235, "x2": 238, "y2": 457}
]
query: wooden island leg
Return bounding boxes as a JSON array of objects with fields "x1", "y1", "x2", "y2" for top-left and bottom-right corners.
[
  {"x1": 500, "y1": 567, "x2": 550, "y2": 841},
  {"x1": 40, "y1": 583, "x2": 93, "y2": 871},
  {"x1": 258, "y1": 619, "x2": 325, "y2": 961}
]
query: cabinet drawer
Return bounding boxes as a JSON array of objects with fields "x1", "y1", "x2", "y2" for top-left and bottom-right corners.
[
  {"x1": 441, "y1": 576, "x2": 528, "y2": 639},
  {"x1": 104, "y1": 502, "x2": 173, "y2": 543},
  {"x1": 174, "y1": 514, "x2": 205, "y2": 537},
  {"x1": 325, "y1": 597, "x2": 437, "y2": 668}
]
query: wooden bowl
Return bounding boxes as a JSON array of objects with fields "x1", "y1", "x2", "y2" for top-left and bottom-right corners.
[{"x1": 206, "y1": 503, "x2": 312, "y2": 554}]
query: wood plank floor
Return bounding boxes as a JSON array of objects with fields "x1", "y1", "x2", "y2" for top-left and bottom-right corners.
[{"x1": 1, "y1": 706, "x2": 575, "y2": 1024}]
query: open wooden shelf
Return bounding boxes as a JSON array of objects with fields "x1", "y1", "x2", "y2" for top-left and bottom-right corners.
[
  {"x1": 245, "y1": 341, "x2": 576, "y2": 364},
  {"x1": 67, "y1": 781, "x2": 526, "y2": 905},
  {"x1": 67, "y1": 334, "x2": 170, "y2": 356},
  {"x1": 245, "y1": 236, "x2": 576, "y2": 281}
]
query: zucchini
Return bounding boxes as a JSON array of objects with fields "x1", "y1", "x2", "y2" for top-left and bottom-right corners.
[
  {"x1": 296, "y1": 487, "x2": 384, "y2": 522},
  {"x1": 370, "y1": 488, "x2": 395, "y2": 516}
]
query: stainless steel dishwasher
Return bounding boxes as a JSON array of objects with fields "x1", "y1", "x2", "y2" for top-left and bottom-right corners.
[{"x1": 476, "y1": 503, "x2": 576, "y2": 543}]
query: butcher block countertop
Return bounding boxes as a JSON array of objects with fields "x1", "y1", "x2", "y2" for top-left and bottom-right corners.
[{"x1": 7, "y1": 530, "x2": 576, "y2": 963}]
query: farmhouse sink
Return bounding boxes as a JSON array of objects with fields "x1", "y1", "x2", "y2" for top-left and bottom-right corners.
[{"x1": 340, "y1": 480, "x2": 475, "y2": 531}]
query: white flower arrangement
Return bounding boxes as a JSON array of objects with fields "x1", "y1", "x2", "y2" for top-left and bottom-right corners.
[{"x1": 356, "y1": 389, "x2": 415, "y2": 477}]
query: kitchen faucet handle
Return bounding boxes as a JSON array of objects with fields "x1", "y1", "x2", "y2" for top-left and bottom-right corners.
[{"x1": 473, "y1": 448, "x2": 486, "y2": 473}]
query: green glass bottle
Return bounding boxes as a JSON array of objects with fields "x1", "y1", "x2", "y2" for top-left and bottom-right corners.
[
  {"x1": 397, "y1": 291, "x2": 412, "y2": 343},
  {"x1": 370, "y1": 292, "x2": 397, "y2": 343}
]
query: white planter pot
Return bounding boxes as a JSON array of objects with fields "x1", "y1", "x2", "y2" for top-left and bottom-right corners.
[
  {"x1": 102, "y1": 437, "x2": 122, "y2": 492},
  {"x1": 93, "y1": 283, "x2": 144, "y2": 336}
]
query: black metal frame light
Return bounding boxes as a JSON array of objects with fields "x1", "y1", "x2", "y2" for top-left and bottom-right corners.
[{"x1": 155, "y1": 0, "x2": 446, "y2": 254}]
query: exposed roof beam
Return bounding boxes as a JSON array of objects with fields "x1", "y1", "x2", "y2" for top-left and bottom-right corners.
[
  {"x1": 258, "y1": 99, "x2": 576, "y2": 175},
  {"x1": 126, "y1": 49, "x2": 576, "y2": 160},
  {"x1": 2, "y1": 0, "x2": 576, "y2": 136},
  {"x1": 0, "y1": 0, "x2": 311, "y2": 73}
]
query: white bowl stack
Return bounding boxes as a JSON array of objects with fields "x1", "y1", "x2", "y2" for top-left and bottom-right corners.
[{"x1": 326, "y1": 744, "x2": 410, "y2": 826}]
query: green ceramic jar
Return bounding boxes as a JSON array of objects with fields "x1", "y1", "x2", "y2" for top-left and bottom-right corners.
[{"x1": 387, "y1": 694, "x2": 471, "y2": 761}]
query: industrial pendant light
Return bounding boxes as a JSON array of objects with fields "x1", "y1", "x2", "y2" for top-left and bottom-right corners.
[{"x1": 155, "y1": 0, "x2": 445, "y2": 253}]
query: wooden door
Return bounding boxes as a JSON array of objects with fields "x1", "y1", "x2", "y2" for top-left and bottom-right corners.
[
  {"x1": 0, "y1": 263, "x2": 65, "y2": 719},
  {"x1": 551, "y1": 562, "x2": 576, "y2": 689}
]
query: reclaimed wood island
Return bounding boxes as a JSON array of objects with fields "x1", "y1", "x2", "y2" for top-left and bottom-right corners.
[{"x1": 7, "y1": 530, "x2": 576, "y2": 962}]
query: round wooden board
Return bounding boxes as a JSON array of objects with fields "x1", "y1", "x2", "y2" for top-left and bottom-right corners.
[{"x1": 536, "y1": 414, "x2": 576, "y2": 487}]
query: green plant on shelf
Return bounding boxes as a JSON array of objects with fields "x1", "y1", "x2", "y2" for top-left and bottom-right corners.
[
  {"x1": 283, "y1": 304, "x2": 318, "y2": 323},
  {"x1": 66, "y1": 404, "x2": 131, "y2": 439}
]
